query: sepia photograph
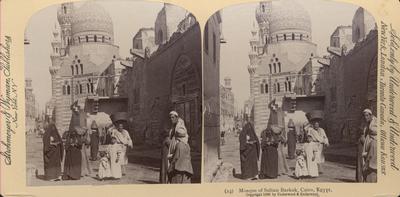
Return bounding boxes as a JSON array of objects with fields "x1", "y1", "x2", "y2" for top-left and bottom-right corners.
[
  {"x1": 204, "y1": 0, "x2": 377, "y2": 183},
  {"x1": 24, "y1": 0, "x2": 201, "y2": 186}
]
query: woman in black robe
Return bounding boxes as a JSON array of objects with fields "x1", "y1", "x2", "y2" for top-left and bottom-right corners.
[
  {"x1": 259, "y1": 128, "x2": 279, "y2": 179},
  {"x1": 42, "y1": 123, "x2": 64, "y2": 181},
  {"x1": 287, "y1": 119, "x2": 296, "y2": 159},
  {"x1": 90, "y1": 121, "x2": 100, "y2": 161},
  {"x1": 62, "y1": 102, "x2": 84, "y2": 180},
  {"x1": 63, "y1": 130, "x2": 82, "y2": 180},
  {"x1": 239, "y1": 120, "x2": 260, "y2": 180}
]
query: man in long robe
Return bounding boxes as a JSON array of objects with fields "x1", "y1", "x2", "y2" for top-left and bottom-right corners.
[
  {"x1": 168, "y1": 127, "x2": 193, "y2": 184},
  {"x1": 239, "y1": 118, "x2": 259, "y2": 180},
  {"x1": 308, "y1": 120, "x2": 329, "y2": 174},
  {"x1": 42, "y1": 123, "x2": 64, "y2": 181},
  {"x1": 359, "y1": 109, "x2": 377, "y2": 182},
  {"x1": 162, "y1": 111, "x2": 189, "y2": 183},
  {"x1": 110, "y1": 121, "x2": 133, "y2": 175}
]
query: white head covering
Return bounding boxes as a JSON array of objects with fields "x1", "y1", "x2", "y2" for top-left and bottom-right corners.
[
  {"x1": 363, "y1": 108, "x2": 372, "y2": 115},
  {"x1": 169, "y1": 111, "x2": 178, "y2": 117}
]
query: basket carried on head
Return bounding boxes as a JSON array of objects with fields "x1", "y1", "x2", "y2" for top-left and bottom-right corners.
[
  {"x1": 110, "y1": 112, "x2": 128, "y2": 123},
  {"x1": 309, "y1": 110, "x2": 324, "y2": 121}
]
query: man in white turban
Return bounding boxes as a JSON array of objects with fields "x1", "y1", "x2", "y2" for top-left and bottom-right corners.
[
  {"x1": 159, "y1": 111, "x2": 190, "y2": 183},
  {"x1": 357, "y1": 108, "x2": 377, "y2": 182}
]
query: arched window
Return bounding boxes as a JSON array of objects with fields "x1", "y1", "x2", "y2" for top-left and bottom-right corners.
[
  {"x1": 265, "y1": 83, "x2": 269, "y2": 93},
  {"x1": 71, "y1": 65, "x2": 74, "y2": 75},
  {"x1": 260, "y1": 84, "x2": 264, "y2": 94},
  {"x1": 285, "y1": 82, "x2": 288, "y2": 91},
  {"x1": 273, "y1": 63, "x2": 276, "y2": 73},
  {"x1": 278, "y1": 62, "x2": 281, "y2": 72},
  {"x1": 79, "y1": 37, "x2": 81, "y2": 43},
  {"x1": 75, "y1": 64, "x2": 78, "y2": 75},
  {"x1": 87, "y1": 83, "x2": 90, "y2": 94},
  {"x1": 288, "y1": 81, "x2": 292, "y2": 92},
  {"x1": 276, "y1": 35, "x2": 279, "y2": 42},
  {"x1": 62, "y1": 85, "x2": 66, "y2": 95},
  {"x1": 67, "y1": 85, "x2": 71, "y2": 95},
  {"x1": 292, "y1": 33, "x2": 295, "y2": 40},
  {"x1": 90, "y1": 82, "x2": 94, "y2": 93},
  {"x1": 94, "y1": 35, "x2": 97, "y2": 42},
  {"x1": 269, "y1": 64, "x2": 272, "y2": 73},
  {"x1": 80, "y1": 64, "x2": 83, "y2": 74},
  {"x1": 277, "y1": 83, "x2": 281, "y2": 92},
  {"x1": 265, "y1": 36, "x2": 268, "y2": 44},
  {"x1": 79, "y1": 84, "x2": 83, "y2": 94},
  {"x1": 86, "y1": 35, "x2": 89, "y2": 42},
  {"x1": 284, "y1": 34, "x2": 287, "y2": 40},
  {"x1": 63, "y1": 6, "x2": 67, "y2": 14},
  {"x1": 274, "y1": 83, "x2": 277, "y2": 93},
  {"x1": 55, "y1": 48, "x2": 58, "y2": 53},
  {"x1": 262, "y1": 4, "x2": 265, "y2": 12},
  {"x1": 300, "y1": 34, "x2": 303, "y2": 40},
  {"x1": 102, "y1": 36, "x2": 105, "y2": 43}
]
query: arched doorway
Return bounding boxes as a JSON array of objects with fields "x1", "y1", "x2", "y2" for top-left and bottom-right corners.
[{"x1": 170, "y1": 55, "x2": 201, "y2": 152}]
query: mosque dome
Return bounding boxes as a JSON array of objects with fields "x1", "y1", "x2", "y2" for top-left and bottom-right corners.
[
  {"x1": 256, "y1": 0, "x2": 311, "y2": 35},
  {"x1": 71, "y1": 1, "x2": 113, "y2": 38}
]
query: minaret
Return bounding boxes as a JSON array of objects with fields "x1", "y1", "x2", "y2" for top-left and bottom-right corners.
[
  {"x1": 57, "y1": 3, "x2": 74, "y2": 56},
  {"x1": 255, "y1": 1, "x2": 271, "y2": 45},
  {"x1": 50, "y1": 23, "x2": 61, "y2": 63},
  {"x1": 49, "y1": 23, "x2": 61, "y2": 124},
  {"x1": 248, "y1": 22, "x2": 259, "y2": 99}
]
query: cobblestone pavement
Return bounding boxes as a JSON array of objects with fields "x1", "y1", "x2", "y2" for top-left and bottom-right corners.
[
  {"x1": 213, "y1": 132, "x2": 356, "y2": 183},
  {"x1": 26, "y1": 133, "x2": 159, "y2": 186}
]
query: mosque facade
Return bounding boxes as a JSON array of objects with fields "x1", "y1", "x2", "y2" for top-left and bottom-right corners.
[
  {"x1": 248, "y1": 0, "x2": 319, "y2": 135},
  {"x1": 49, "y1": 2, "x2": 120, "y2": 133}
]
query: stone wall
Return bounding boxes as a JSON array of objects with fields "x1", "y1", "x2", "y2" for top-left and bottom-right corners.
[
  {"x1": 321, "y1": 30, "x2": 377, "y2": 143},
  {"x1": 127, "y1": 23, "x2": 202, "y2": 149},
  {"x1": 203, "y1": 12, "x2": 221, "y2": 182}
]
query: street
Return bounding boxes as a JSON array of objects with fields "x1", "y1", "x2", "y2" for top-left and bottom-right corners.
[
  {"x1": 213, "y1": 131, "x2": 356, "y2": 183},
  {"x1": 26, "y1": 133, "x2": 159, "y2": 186}
]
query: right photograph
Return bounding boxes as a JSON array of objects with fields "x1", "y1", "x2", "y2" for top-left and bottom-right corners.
[{"x1": 203, "y1": 0, "x2": 377, "y2": 183}]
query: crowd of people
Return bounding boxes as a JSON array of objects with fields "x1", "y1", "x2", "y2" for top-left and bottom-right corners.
[
  {"x1": 238, "y1": 105, "x2": 377, "y2": 183},
  {"x1": 41, "y1": 101, "x2": 194, "y2": 184},
  {"x1": 239, "y1": 112, "x2": 329, "y2": 180},
  {"x1": 42, "y1": 102, "x2": 133, "y2": 181}
]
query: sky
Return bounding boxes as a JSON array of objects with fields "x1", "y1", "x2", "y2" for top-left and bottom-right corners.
[
  {"x1": 219, "y1": 0, "x2": 363, "y2": 112},
  {"x1": 24, "y1": 1, "x2": 164, "y2": 112}
]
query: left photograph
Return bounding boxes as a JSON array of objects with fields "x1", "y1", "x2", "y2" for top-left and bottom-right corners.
[{"x1": 24, "y1": 0, "x2": 201, "y2": 185}]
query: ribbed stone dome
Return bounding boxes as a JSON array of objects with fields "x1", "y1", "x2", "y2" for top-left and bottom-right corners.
[
  {"x1": 256, "y1": 0, "x2": 311, "y2": 34},
  {"x1": 71, "y1": 1, "x2": 113, "y2": 38}
]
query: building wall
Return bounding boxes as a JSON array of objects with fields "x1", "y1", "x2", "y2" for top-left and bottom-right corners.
[
  {"x1": 250, "y1": 33, "x2": 317, "y2": 136},
  {"x1": 321, "y1": 30, "x2": 377, "y2": 143},
  {"x1": 220, "y1": 85, "x2": 234, "y2": 132},
  {"x1": 154, "y1": 4, "x2": 187, "y2": 45},
  {"x1": 203, "y1": 12, "x2": 221, "y2": 182},
  {"x1": 25, "y1": 79, "x2": 36, "y2": 132},
  {"x1": 127, "y1": 22, "x2": 202, "y2": 148}
]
